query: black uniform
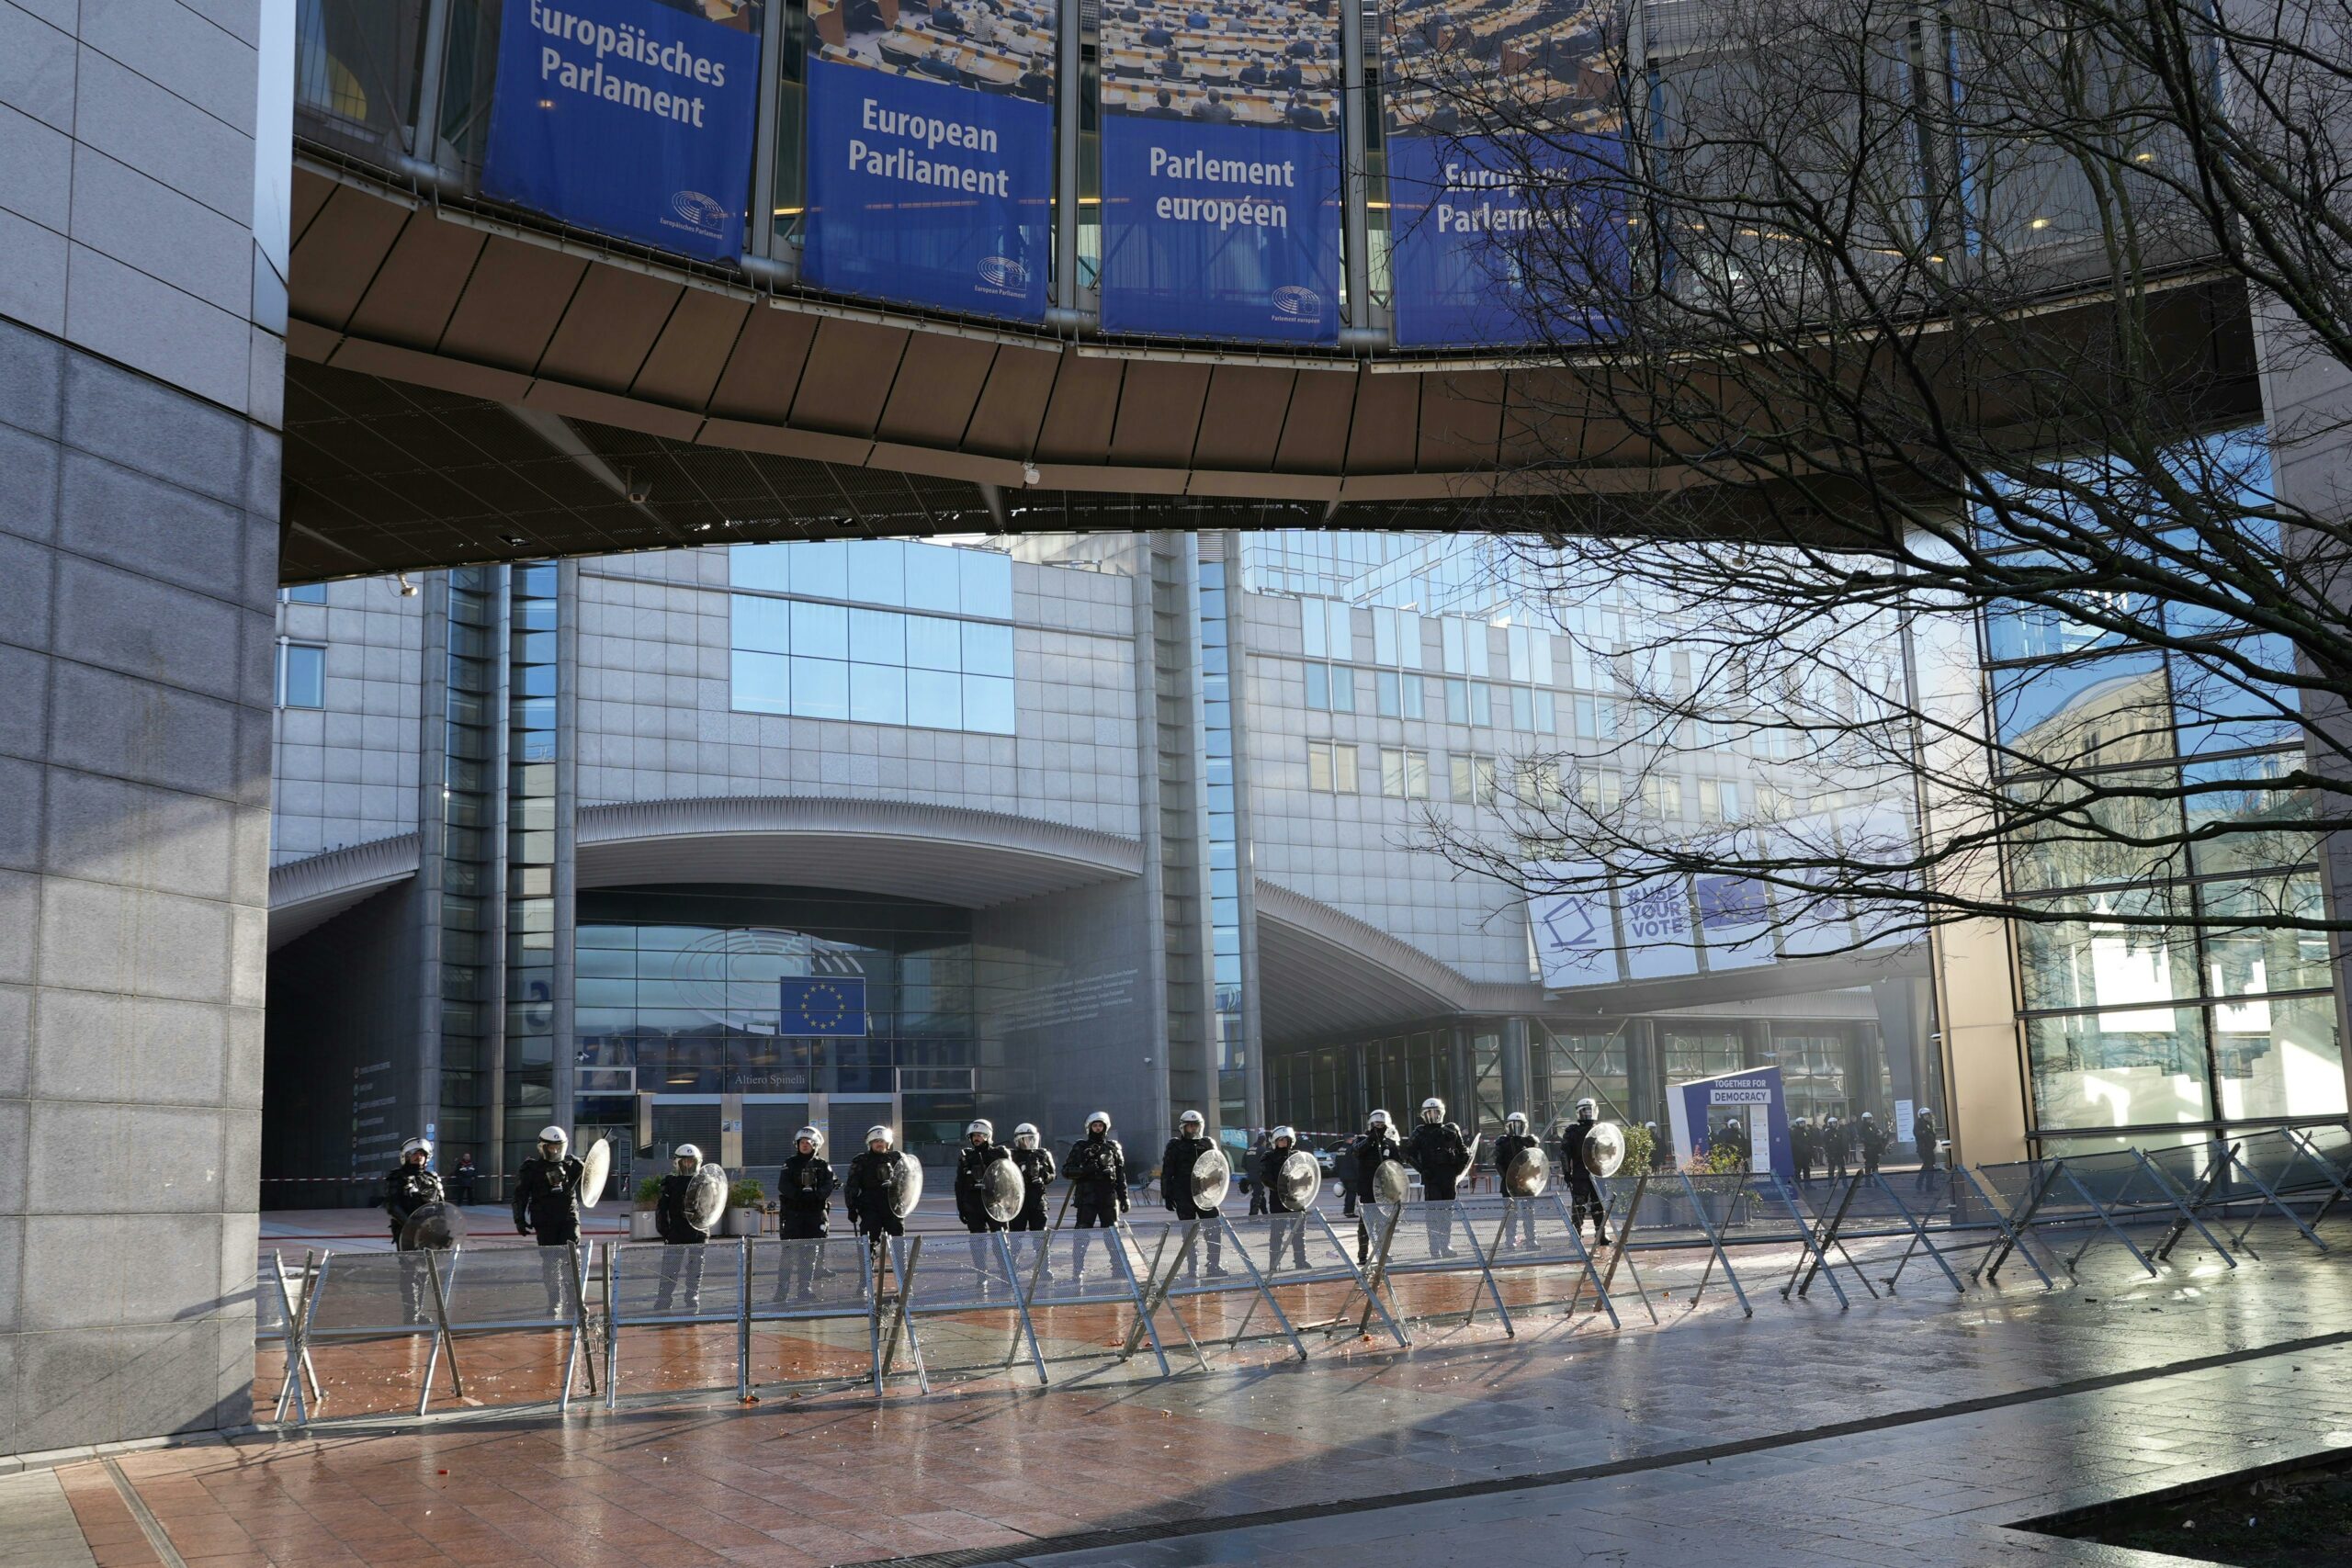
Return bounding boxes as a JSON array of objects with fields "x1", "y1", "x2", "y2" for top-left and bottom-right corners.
[
  {"x1": 1160, "y1": 1134, "x2": 1226, "y2": 1274},
  {"x1": 1858, "y1": 1117, "x2": 1888, "y2": 1174},
  {"x1": 1822, "y1": 1118, "x2": 1849, "y2": 1180},
  {"x1": 1792, "y1": 1122, "x2": 1816, "y2": 1185},
  {"x1": 1492, "y1": 1131, "x2": 1540, "y2": 1247},
  {"x1": 1558, "y1": 1116, "x2": 1607, "y2": 1241},
  {"x1": 1009, "y1": 1144, "x2": 1057, "y2": 1230},
  {"x1": 845, "y1": 1148, "x2": 909, "y2": 1241},
  {"x1": 776, "y1": 1148, "x2": 836, "y2": 1300},
  {"x1": 1066, "y1": 1130, "x2": 1128, "y2": 1274},
  {"x1": 1246, "y1": 1132, "x2": 1269, "y2": 1216},
  {"x1": 1346, "y1": 1125, "x2": 1403, "y2": 1261},
  {"x1": 1914, "y1": 1112, "x2": 1939, "y2": 1191},
  {"x1": 653, "y1": 1169, "x2": 710, "y2": 1313},
  {"x1": 1258, "y1": 1143, "x2": 1311, "y2": 1269},
  {"x1": 1406, "y1": 1119, "x2": 1469, "y2": 1257},
  {"x1": 383, "y1": 1162, "x2": 443, "y2": 1247},
  {"x1": 511, "y1": 1152, "x2": 587, "y2": 1314},
  {"x1": 1719, "y1": 1121, "x2": 1753, "y2": 1172}
]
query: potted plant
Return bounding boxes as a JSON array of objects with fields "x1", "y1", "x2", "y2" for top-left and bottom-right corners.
[
  {"x1": 724, "y1": 1178, "x2": 765, "y2": 1237},
  {"x1": 630, "y1": 1176, "x2": 662, "y2": 1240},
  {"x1": 1684, "y1": 1142, "x2": 1750, "y2": 1230}
]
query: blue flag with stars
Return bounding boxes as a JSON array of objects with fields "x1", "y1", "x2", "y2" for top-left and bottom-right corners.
[{"x1": 778, "y1": 976, "x2": 866, "y2": 1037}]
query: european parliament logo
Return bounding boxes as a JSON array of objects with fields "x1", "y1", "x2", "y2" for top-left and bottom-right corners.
[{"x1": 777, "y1": 976, "x2": 867, "y2": 1037}]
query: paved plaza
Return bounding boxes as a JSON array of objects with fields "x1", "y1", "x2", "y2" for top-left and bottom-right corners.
[{"x1": 6, "y1": 1217, "x2": 2352, "y2": 1565}]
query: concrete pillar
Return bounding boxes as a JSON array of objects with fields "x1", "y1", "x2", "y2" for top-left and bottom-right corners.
[{"x1": 1, "y1": 0, "x2": 288, "y2": 1454}]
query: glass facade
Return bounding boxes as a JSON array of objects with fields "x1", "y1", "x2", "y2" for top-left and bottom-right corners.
[
  {"x1": 1983, "y1": 429, "x2": 2347, "y2": 1144},
  {"x1": 433, "y1": 567, "x2": 500, "y2": 1151},
  {"x1": 503, "y1": 564, "x2": 559, "y2": 1160},
  {"x1": 729, "y1": 540, "x2": 1017, "y2": 735},
  {"x1": 574, "y1": 886, "x2": 982, "y2": 1165},
  {"x1": 1199, "y1": 558, "x2": 1249, "y2": 1129}
]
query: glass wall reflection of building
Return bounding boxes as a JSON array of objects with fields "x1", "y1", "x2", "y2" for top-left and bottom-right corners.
[{"x1": 1983, "y1": 428, "x2": 2347, "y2": 1153}]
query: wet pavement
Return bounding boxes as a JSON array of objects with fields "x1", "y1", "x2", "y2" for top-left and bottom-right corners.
[{"x1": 36, "y1": 1217, "x2": 2352, "y2": 1566}]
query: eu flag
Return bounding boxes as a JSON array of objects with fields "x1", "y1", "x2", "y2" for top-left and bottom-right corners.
[{"x1": 778, "y1": 976, "x2": 866, "y2": 1037}]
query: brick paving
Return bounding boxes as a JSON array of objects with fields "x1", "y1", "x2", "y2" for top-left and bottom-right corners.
[{"x1": 40, "y1": 1218, "x2": 2352, "y2": 1566}]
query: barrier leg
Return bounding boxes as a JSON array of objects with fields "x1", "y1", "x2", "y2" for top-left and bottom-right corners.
[
  {"x1": 1109, "y1": 1224, "x2": 1170, "y2": 1377},
  {"x1": 418, "y1": 1249, "x2": 464, "y2": 1416},
  {"x1": 1678, "y1": 1175, "x2": 1752, "y2": 1317},
  {"x1": 1784, "y1": 1175, "x2": 1858, "y2": 1306},
  {"x1": 605, "y1": 1243, "x2": 622, "y2": 1411},
  {"x1": 274, "y1": 1250, "x2": 324, "y2": 1427},
  {"x1": 737, "y1": 1240, "x2": 752, "y2": 1402},
  {"x1": 867, "y1": 1238, "x2": 888, "y2": 1398},
  {"x1": 1120, "y1": 1224, "x2": 1194, "y2": 1360},
  {"x1": 2217, "y1": 1144, "x2": 2327, "y2": 1257},
  {"x1": 1982, "y1": 1164, "x2": 2064, "y2": 1285},
  {"x1": 1464, "y1": 1204, "x2": 1517, "y2": 1331},
  {"x1": 1871, "y1": 1173, "x2": 1966, "y2": 1293},
  {"x1": 1454, "y1": 1203, "x2": 1515, "y2": 1337},
  {"x1": 2284, "y1": 1125, "x2": 2352, "y2": 1233},
  {"x1": 1349, "y1": 1205, "x2": 1410, "y2": 1347},
  {"x1": 2131, "y1": 1148, "x2": 2236, "y2": 1268},
  {"x1": 1589, "y1": 1176, "x2": 1657, "y2": 1325},
  {"x1": 271, "y1": 1253, "x2": 324, "y2": 1415},
  {"x1": 2058, "y1": 1167, "x2": 2159, "y2": 1278},
  {"x1": 878, "y1": 1237, "x2": 925, "y2": 1393}
]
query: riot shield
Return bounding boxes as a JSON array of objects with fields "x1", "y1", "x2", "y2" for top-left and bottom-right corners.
[
  {"x1": 981, "y1": 1157, "x2": 1025, "y2": 1224},
  {"x1": 578, "y1": 1137, "x2": 613, "y2": 1209},
  {"x1": 1275, "y1": 1149, "x2": 1322, "y2": 1211},
  {"x1": 399, "y1": 1201, "x2": 467, "y2": 1250},
  {"x1": 1504, "y1": 1145, "x2": 1551, "y2": 1198},
  {"x1": 1192, "y1": 1146, "x2": 1232, "y2": 1211},
  {"x1": 685, "y1": 1163, "x2": 729, "y2": 1232}
]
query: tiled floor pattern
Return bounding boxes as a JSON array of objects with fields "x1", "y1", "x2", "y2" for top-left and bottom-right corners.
[{"x1": 29, "y1": 1217, "x2": 2348, "y2": 1565}]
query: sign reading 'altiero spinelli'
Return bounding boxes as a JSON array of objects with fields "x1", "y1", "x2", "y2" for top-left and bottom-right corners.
[{"x1": 482, "y1": 0, "x2": 760, "y2": 261}]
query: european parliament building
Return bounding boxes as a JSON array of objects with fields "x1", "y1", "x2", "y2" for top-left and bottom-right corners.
[{"x1": 262, "y1": 530, "x2": 1956, "y2": 1198}]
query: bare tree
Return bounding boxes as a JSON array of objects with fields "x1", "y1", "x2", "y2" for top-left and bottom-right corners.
[{"x1": 1377, "y1": 0, "x2": 2352, "y2": 956}]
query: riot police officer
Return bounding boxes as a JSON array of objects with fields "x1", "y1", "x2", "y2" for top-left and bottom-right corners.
[
  {"x1": 955, "y1": 1118, "x2": 1016, "y2": 1286},
  {"x1": 1719, "y1": 1115, "x2": 1753, "y2": 1172},
  {"x1": 1161, "y1": 1110, "x2": 1226, "y2": 1277},
  {"x1": 1858, "y1": 1111, "x2": 1888, "y2": 1174},
  {"x1": 776, "y1": 1126, "x2": 834, "y2": 1301},
  {"x1": 1792, "y1": 1116, "x2": 1816, "y2": 1186},
  {"x1": 384, "y1": 1135, "x2": 444, "y2": 1319},
  {"x1": 512, "y1": 1125, "x2": 587, "y2": 1314},
  {"x1": 383, "y1": 1135, "x2": 443, "y2": 1247},
  {"x1": 1822, "y1": 1114, "x2": 1849, "y2": 1181},
  {"x1": 1493, "y1": 1111, "x2": 1541, "y2": 1249},
  {"x1": 653, "y1": 1143, "x2": 710, "y2": 1314},
  {"x1": 1914, "y1": 1107, "x2": 1941, "y2": 1192},
  {"x1": 1645, "y1": 1120, "x2": 1672, "y2": 1172},
  {"x1": 846, "y1": 1126, "x2": 909, "y2": 1244},
  {"x1": 1406, "y1": 1097, "x2": 1469, "y2": 1258},
  {"x1": 1558, "y1": 1099, "x2": 1610, "y2": 1246},
  {"x1": 1067, "y1": 1111, "x2": 1128, "y2": 1277},
  {"x1": 1347, "y1": 1109, "x2": 1404, "y2": 1262},
  {"x1": 1259, "y1": 1125, "x2": 1312, "y2": 1270},
  {"x1": 1008, "y1": 1123, "x2": 1057, "y2": 1231}
]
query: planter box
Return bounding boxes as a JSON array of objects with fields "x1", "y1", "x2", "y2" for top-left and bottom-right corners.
[
  {"x1": 629, "y1": 1211, "x2": 660, "y2": 1241},
  {"x1": 723, "y1": 1206, "x2": 763, "y2": 1237}
]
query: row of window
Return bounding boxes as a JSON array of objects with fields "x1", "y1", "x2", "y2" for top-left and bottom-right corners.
[
  {"x1": 728, "y1": 593, "x2": 1019, "y2": 734},
  {"x1": 732, "y1": 540, "x2": 1014, "y2": 620},
  {"x1": 276, "y1": 642, "x2": 324, "y2": 708},
  {"x1": 1299, "y1": 596, "x2": 1566, "y2": 684},
  {"x1": 1301, "y1": 740, "x2": 1773, "y2": 820}
]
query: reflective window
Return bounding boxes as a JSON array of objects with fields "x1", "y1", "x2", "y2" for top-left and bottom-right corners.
[
  {"x1": 278, "y1": 643, "x2": 324, "y2": 708},
  {"x1": 2027, "y1": 1009, "x2": 2211, "y2": 1131},
  {"x1": 279, "y1": 583, "x2": 326, "y2": 604},
  {"x1": 729, "y1": 543, "x2": 1018, "y2": 736},
  {"x1": 2212, "y1": 993, "x2": 2347, "y2": 1120}
]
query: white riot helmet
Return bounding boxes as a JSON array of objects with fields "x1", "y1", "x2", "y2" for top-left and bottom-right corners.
[
  {"x1": 1271, "y1": 1124, "x2": 1296, "y2": 1146},
  {"x1": 1086, "y1": 1110, "x2": 1112, "y2": 1134},
  {"x1": 1419, "y1": 1097, "x2": 1445, "y2": 1124},
  {"x1": 537, "y1": 1125, "x2": 569, "y2": 1157},
  {"x1": 1367, "y1": 1108, "x2": 1392, "y2": 1131},
  {"x1": 1575, "y1": 1098, "x2": 1598, "y2": 1120},
  {"x1": 1013, "y1": 1122, "x2": 1040, "y2": 1149},
  {"x1": 1505, "y1": 1112, "x2": 1528, "y2": 1134},
  {"x1": 1861, "y1": 1111, "x2": 1875, "y2": 1120},
  {"x1": 1179, "y1": 1110, "x2": 1205, "y2": 1133},
  {"x1": 967, "y1": 1118, "x2": 994, "y2": 1142},
  {"x1": 673, "y1": 1143, "x2": 703, "y2": 1170},
  {"x1": 400, "y1": 1135, "x2": 433, "y2": 1162},
  {"x1": 795, "y1": 1125, "x2": 824, "y2": 1153},
  {"x1": 865, "y1": 1125, "x2": 895, "y2": 1150}
]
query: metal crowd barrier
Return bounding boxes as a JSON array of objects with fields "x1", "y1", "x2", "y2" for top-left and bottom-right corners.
[{"x1": 260, "y1": 1126, "x2": 2352, "y2": 1428}]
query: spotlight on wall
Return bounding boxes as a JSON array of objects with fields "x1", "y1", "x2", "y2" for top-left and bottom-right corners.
[{"x1": 394, "y1": 573, "x2": 420, "y2": 598}]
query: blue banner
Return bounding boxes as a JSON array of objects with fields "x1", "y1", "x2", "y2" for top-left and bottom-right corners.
[
  {"x1": 1385, "y1": 130, "x2": 1623, "y2": 348},
  {"x1": 1098, "y1": 117, "x2": 1341, "y2": 344},
  {"x1": 778, "y1": 976, "x2": 867, "y2": 1037},
  {"x1": 481, "y1": 0, "x2": 758, "y2": 261},
  {"x1": 803, "y1": 54, "x2": 1054, "y2": 322}
]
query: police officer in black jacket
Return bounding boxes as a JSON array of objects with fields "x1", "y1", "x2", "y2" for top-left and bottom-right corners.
[
  {"x1": 1558, "y1": 1099, "x2": 1610, "y2": 1245},
  {"x1": 1406, "y1": 1097, "x2": 1469, "y2": 1258},
  {"x1": 776, "y1": 1126, "x2": 834, "y2": 1301},
  {"x1": 1346, "y1": 1109, "x2": 1403, "y2": 1261},
  {"x1": 1822, "y1": 1114, "x2": 1849, "y2": 1181},
  {"x1": 1492, "y1": 1111, "x2": 1541, "y2": 1249},
  {"x1": 653, "y1": 1142, "x2": 710, "y2": 1314},
  {"x1": 1067, "y1": 1111, "x2": 1128, "y2": 1277},
  {"x1": 1792, "y1": 1116, "x2": 1816, "y2": 1187},
  {"x1": 512, "y1": 1124, "x2": 587, "y2": 1314},
  {"x1": 955, "y1": 1118, "x2": 1016, "y2": 1286},
  {"x1": 1858, "y1": 1111, "x2": 1888, "y2": 1174},
  {"x1": 1258, "y1": 1125, "x2": 1312, "y2": 1270},
  {"x1": 1161, "y1": 1110, "x2": 1226, "y2": 1277},
  {"x1": 383, "y1": 1135, "x2": 443, "y2": 1246},
  {"x1": 1008, "y1": 1122, "x2": 1057, "y2": 1230},
  {"x1": 845, "y1": 1126, "x2": 909, "y2": 1244}
]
